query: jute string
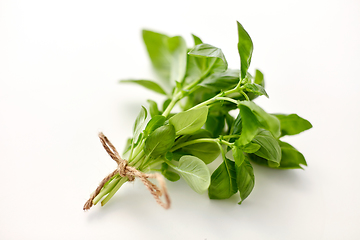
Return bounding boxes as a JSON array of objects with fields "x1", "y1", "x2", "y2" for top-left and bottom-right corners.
[{"x1": 83, "y1": 132, "x2": 170, "y2": 210}]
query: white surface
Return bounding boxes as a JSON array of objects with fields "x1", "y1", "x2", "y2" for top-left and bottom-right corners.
[{"x1": 1, "y1": 0, "x2": 360, "y2": 239}]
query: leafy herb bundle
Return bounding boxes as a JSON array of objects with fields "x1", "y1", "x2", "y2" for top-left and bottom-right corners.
[{"x1": 86, "y1": 21, "x2": 312, "y2": 208}]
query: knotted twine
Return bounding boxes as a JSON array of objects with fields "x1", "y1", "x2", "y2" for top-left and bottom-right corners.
[{"x1": 83, "y1": 132, "x2": 170, "y2": 210}]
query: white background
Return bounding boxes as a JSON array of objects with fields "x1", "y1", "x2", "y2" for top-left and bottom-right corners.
[{"x1": 1, "y1": 0, "x2": 359, "y2": 239}]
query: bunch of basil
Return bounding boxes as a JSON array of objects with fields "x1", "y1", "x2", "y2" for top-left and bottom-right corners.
[{"x1": 92, "y1": 21, "x2": 312, "y2": 207}]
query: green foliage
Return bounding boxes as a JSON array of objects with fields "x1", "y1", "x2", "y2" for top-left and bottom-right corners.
[
  {"x1": 95, "y1": 21, "x2": 312, "y2": 208},
  {"x1": 169, "y1": 107, "x2": 209, "y2": 135},
  {"x1": 179, "y1": 130, "x2": 220, "y2": 164},
  {"x1": 170, "y1": 155, "x2": 211, "y2": 194},
  {"x1": 142, "y1": 30, "x2": 187, "y2": 83},
  {"x1": 274, "y1": 114, "x2": 312, "y2": 137},
  {"x1": 208, "y1": 157, "x2": 237, "y2": 199},
  {"x1": 144, "y1": 125, "x2": 175, "y2": 157},
  {"x1": 120, "y1": 80, "x2": 167, "y2": 95},
  {"x1": 251, "y1": 129, "x2": 281, "y2": 167},
  {"x1": 237, "y1": 21, "x2": 253, "y2": 79}
]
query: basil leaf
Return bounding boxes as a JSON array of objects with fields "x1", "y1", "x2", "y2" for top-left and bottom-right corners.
[
  {"x1": 237, "y1": 21, "x2": 253, "y2": 79},
  {"x1": 142, "y1": 30, "x2": 187, "y2": 83},
  {"x1": 209, "y1": 157, "x2": 237, "y2": 199},
  {"x1": 144, "y1": 115, "x2": 166, "y2": 136},
  {"x1": 239, "y1": 101, "x2": 281, "y2": 138},
  {"x1": 239, "y1": 142, "x2": 261, "y2": 153},
  {"x1": 247, "y1": 153, "x2": 269, "y2": 167},
  {"x1": 252, "y1": 129, "x2": 281, "y2": 167},
  {"x1": 163, "y1": 170, "x2": 181, "y2": 182},
  {"x1": 168, "y1": 36, "x2": 188, "y2": 83},
  {"x1": 237, "y1": 104, "x2": 260, "y2": 145},
  {"x1": 142, "y1": 30, "x2": 171, "y2": 81},
  {"x1": 243, "y1": 83, "x2": 269, "y2": 98},
  {"x1": 160, "y1": 163, "x2": 180, "y2": 182},
  {"x1": 229, "y1": 112, "x2": 243, "y2": 143},
  {"x1": 199, "y1": 69, "x2": 240, "y2": 91},
  {"x1": 144, "y1": 125, "x2": 175, "y2": 157},
  {"x1": 169, "y1": 106, "x2": 209, "y2": 135},
  {"x1": 133, "y1": 106, "x2": 148, "y2": 143},
  {"x1": 234, "y1": 151, "x2": 255, "y2": 204},
  {"x1": 184, "y1": 44, "x2": 227, "y2": 85},
  {"x1": 274, "y1": 114, "x2": 312, "y2": 137},
  {"x1": 192, "y1": 34, "x2": 203, "y2": 45},
  {"x1": 182, "y1": 136, "x2": 220, "y2": 165},
  {"x1": 254, "y1": 69, "x2": 264, "y2": 86},
  {"x1": 278, "y1": 141, "x2": 307, "y2": 169},
  {"x1": 120, "y1": 79, "x2": 167, "y2": 95},
  {"x1": 225, "y1": 113, "x2": 235, "y2": 135},
  {"x1": 147, "y1": 99, "x2": 160, "y2": 117},
  {"x1": 248, "y1": 140, "x2": 307, "y2": 169},
  {"x1": 188, "y1": 43, "x2": 228, "y2": 72},
  {"x1": 205, "y1": 113, "x2": 225, "y2": 138},
  {"x1": 171, "y1": 155, "x2": 210, "y2": 194},
  {"x1": 162, "y1": 99, "x2": 171, "y2": 112}
]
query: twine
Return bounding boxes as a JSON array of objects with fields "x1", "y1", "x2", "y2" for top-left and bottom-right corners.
[{"x1": 83, "y1": 132, "x2": 170, "y2": 210}]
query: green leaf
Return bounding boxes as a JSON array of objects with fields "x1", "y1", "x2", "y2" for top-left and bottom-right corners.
[
  {"x1": 163, "y1": 170, "x2": 181, "y2": 182},
  {"x1": 168, "y1": 36, "x2": 188, "y2": 82},
  {"x1": 169, "y1": 106, "x2": 209, "y2": 135},
  {"x1": 142, "y1": 30, "x2": 187, "y2": 83},
  {"x1": 274, "y1": 114, "x2": 312, "y2": 137},
  {"x1": 239, "y1": 142, "x2": 261, "y2": 153},
  {"x1": 248, "y1": 140, "x2": 307, "y2": 169},
  {"x1": 133, "y1": 106, "x2": 148, "y2": 143},
  {"x1": 142, "y1": 30, "x2": 171, "y2": 81},
  {"x1": 239, "y1": 101, "x2": 281, "y2": 138},
  {"x1": 147, "y1": 99, "x2": 160, "y2": 117},
  {"x1": 199, "y1": 69, "x2": 240, "y2": 91},
  {"x1": 252, "y1": 129, "x2": 281, "y2": 166},
  {"x1": 181, "y1": 131, "x2": 220, "y2": 164},
  {"x1": 232, "y1": 146, "x2": 245, "y2": 166},
  {"x1": 208, "y1": 157, "x2": 237, "y2": 199},
  {"x1": 188, "y1": 43, "x2": 228, "y2": 72},
  {"x1": 120, "y1": 80, "x2": 167, "y2": 95},
  {"x1": 205, "y1": 112, "x2": 225, "y2": 138},
  {"x1": 144, "y1": 125, "x2": 175, "y2": 157},
  {"x1": 225, "y1": 113, "x2": 235, "y2": 135},
  {"x1": 171, "y1": 155, "x2": 210, "y2": 194},
  {"x1": 237, "y1": 104, "x2": 260, "y2": 145},
  {"x1": 232, "y1": 146, "x2": 255, "y2": 203},
  {"x1": 254, "y1": 69, "x2": 264, "y2": 86},
  {"x1": 236, "y1": 155, "x2": 255, "y2": 204},
  {"x1": 237, "y1": 21, "x2": 253, "y2": 79},
  {"x1": 184, "y1": 44, "x2": 228, "y2": 85},
  {"x1": 144, "y1": 115, "x2": 166, "y2": 136},
  {"x1": 192, "y1": 34, "x2": 203, "y2": 45},
  {"x1": 229, "y1": 111, "x2": 243, "y2": 142},
  {"x1": 244, "y1": 83, "x2": 269, "y2": 98},
  {"x1": 161, "y1": 163, "x2": 180, "y2": 182},
  {"x1": 278, "y1": 141, "x2": 307, "y2": 169},
  {"x1": 162, "y1": 99, "x2": 171, "y2": 112}
]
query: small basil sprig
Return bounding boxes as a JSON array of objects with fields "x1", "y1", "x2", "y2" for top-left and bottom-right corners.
[{"x1": 92, "y1": 21, "x2": 312, "y2": 208}]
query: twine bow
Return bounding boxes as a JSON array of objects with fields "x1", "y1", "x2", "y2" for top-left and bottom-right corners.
[{"x1": 83, "y1": 132, "x2": 170, "y2": 210}]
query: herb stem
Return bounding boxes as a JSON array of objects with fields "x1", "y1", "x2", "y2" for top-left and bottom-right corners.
[
  {"x1": 220, "y1": 140, "x2": 233, "y2": 147},
  {"x1": 170, "y1": 138, "x2": 218, "y2": 152},
  {"x1": 162, "y1": 59, "x2": 219, "y2": 117},
  {"x1": 93, "y1": 176, "x2": 120, "y2": 205},
  {"x1": 240, "y1": 90, "x2": 250, "y2": 101},
  {"x1": 222, "y1": 135, "x2": 241, "y2": 139},
  {"x1": 101, "y1": 177, "x2": 128, "y2": 206},
  {"x1": 216, "y1": 141, "x2": 227, "y2": 160}
]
